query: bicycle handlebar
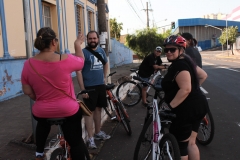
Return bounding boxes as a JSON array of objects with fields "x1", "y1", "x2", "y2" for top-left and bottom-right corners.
[{"x1": 108, "y1": 71, "x2": 116, "y2": 77}]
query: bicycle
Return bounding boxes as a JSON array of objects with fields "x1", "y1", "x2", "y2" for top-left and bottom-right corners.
[
  {"x1": 133, "y1": 76, "x2": 180, "y2": 160},
  {"x1": 102, "y1": 71, "x2": 132, "y2": 136},
  {"x1": 157, "y1": 87, "x2": 215, "y2": 146},
  {"x1": 44, "y1": 90, "x2": 92, "y2": 160},
  {"x1": 116, "y1": 69, "x2": 164, "y2": 107},
  {"x1": 196, "y1": 89, "x2": 215, "y2": 145}
]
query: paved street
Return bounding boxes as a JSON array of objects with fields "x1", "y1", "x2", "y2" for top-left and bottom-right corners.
[{"x1": 0, "y1": 50, "x2": 240, "y2": 159}]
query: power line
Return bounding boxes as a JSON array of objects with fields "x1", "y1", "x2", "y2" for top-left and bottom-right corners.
[
  {"x1": 132, "y1": 0, "x2": 145, "y2": 17},
  {"x1": 140, "y1": 0, "x2": 144, "y2": 8},
  {"x1": 125, "y1": 0, "x2": 145, "y2": 25}
]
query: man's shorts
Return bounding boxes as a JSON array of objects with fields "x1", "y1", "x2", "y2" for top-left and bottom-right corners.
[
  {"x1": 139, "y1": 76, "x2": 150, "y2": 87},
  {"x1": 83, "y1": 84, "x2": 107, "y2": 111}
]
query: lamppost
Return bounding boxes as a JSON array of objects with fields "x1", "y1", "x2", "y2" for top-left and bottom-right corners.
[
  {"x1": 226, "y1": 14, "x2": 229, "y2": 56},
  {"x1": 205, "y1": 24, "x2": 223, "y2": 53}
]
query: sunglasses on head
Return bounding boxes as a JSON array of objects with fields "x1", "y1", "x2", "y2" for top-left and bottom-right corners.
[{"x1": 164, "y1": 48, "x2": 178, "y2": 53}]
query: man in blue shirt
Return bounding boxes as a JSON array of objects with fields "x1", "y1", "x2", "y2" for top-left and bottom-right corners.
[{"x1": 76, "y1": 31, "x2": 110, "y2": 149}]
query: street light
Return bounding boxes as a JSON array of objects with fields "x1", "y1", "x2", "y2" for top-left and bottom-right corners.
[
  {"x1": 226, "y1": 14, "x2": 229, "y2": 56},
  {"x1": 205, "y1": 24, "x2": 223, "y2": 53}
]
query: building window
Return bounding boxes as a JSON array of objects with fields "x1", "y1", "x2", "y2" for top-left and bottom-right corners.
[
  {"x1": 76, "y1": 5, "x2": 84, "y2": 33},
  {"x1": 88, "y1": 11, "x2": 94, "y2": 31},
  {"x1": 42, "y1": 3, "x2": 51, "y2": 27}
]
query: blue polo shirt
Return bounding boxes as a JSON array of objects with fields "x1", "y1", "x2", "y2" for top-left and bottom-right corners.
[{"x1": 82, "y1": 47, "x2": 108, "y2": 87}]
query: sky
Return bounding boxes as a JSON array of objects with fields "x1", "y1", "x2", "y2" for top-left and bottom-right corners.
[{"x1": 108, "y1": 0, "x2": 239, "y2": 35}]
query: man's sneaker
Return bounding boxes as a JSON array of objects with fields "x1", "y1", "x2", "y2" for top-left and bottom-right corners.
[
  {"x1": 94, "y1": 131, "x2": 111, "y2": 140},
  {"x1": 88, "y1": 137, "x2": 97, "y2": 149}
]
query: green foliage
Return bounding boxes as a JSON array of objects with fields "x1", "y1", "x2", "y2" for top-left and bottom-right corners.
[
  {"x1": 126, "y1": 28, "x2": 171, "y2": 59},
  {"x1": 219, "y1": 26, "x2": 238, "y2": 55},
  {"x1": 110, "y1": 18, "x2": 123, "y2": 41},
  {"x1": 219, "y1": 26, "x2": 238, "y2": 45}
]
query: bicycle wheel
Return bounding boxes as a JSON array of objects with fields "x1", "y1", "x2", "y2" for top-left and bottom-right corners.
[
  {"x1": 159, "y1": 133, "x2": 181, "y2": 160},
  {"x1": 103, "y1": 100, "x2": 114, "y2": 119},
  {"x1": 116, "y1": 81, "x2": 141, "y2": 107},
  {"x1": 197, "y1": 109, "x2": 215, "y2": 145},
  {"x1": 115, "y1": 102, "x2": 132, "y2": 135},
  {"x1": 50, "y1": 147, "x2": 65, "y2": 160},
  {"x1": 134, "y1": 115, "x2": 153, "y2": 160}
]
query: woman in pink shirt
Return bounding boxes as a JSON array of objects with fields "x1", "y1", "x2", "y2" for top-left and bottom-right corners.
[{"x1": 21, "y1": 27, "x2": 86, "y2": 159}]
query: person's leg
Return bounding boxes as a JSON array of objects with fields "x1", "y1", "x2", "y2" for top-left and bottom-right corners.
[
  {"x1": 84, "y1": 115, "x2": 94, "y2": 138},
  {"x1": 34, "y1": 116, "x2": 51, "y2": 156},
  {"x1": 94, "y1": 85, "x2": 110, "y2": 140},
  {"x1": 93, "y1": 107, "x2": 102, "y2": 134},
  {"x1": 188, "y1": 131, "x2": 200, "y2": 160},
  {"x1": 62, "y1": 109, "x2": 86, "y2": 159}
]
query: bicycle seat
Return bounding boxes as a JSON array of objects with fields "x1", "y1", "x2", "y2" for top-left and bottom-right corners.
[
  {"x1": 130, "y1": 69, "x2": 138, "y2": 72},
  {"x1": 47, "y1": 118, "x2": 66, "y2": 125},
  {"x1": 105, "y1": 83, "x2": 115, "y2": 90},
  {"x1": 159, "y1": 110, "x2": 176, "y2": 119}
]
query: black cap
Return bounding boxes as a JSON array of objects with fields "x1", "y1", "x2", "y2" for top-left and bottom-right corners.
[{"x1": 181, "y1": 32, "x2": 193, "y2": 40}]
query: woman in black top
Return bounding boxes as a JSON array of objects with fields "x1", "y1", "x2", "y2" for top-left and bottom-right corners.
[{"x1": 161, "y1": 35, "x2": 208, "y2": 160}]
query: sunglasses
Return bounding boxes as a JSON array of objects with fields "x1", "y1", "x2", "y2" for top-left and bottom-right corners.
[
  {"x1": 54, "y1": 38, "x2": 58, "y2": 42},
  {"x1": 164, "y1": 48, "x2": 178, "y2": 53}
]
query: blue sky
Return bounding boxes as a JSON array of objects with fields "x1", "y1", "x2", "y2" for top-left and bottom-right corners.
[{"x1": 108, "y1": 0, "x2": 239, "y2": 34}]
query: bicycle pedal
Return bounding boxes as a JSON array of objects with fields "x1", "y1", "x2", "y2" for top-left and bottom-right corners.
[{"x1": 111, "y1": 116, "x2": 117, "y2": 120}]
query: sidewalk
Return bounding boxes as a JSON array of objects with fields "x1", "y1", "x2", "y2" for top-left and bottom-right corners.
[
  {"x1": 0, "y1": 51, "x2": 239, "y2": 159},
  {"x1": 0, "y1": 61, "x2": 141, "y2": 159}
]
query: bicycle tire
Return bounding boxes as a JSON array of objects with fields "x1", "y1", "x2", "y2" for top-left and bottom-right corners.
[
  {"x1": 115, "y1": 102, "x2": 132, "y2": 135},
  {"x1": 197, "y1": 109, "x2": 215, "y2": 145},
  {"x1": 133, "y1": 115, "x2": 153, "y2": 160},
  {"x1": 103, "y1": 100, "x2": 114, "y2": 119},
  {"x1": 159, "y1": 133, "x2": 181, "y2": 160},
  {"x1": 116, "y1": 80, "x2": 142, "y2": 107},
  {"x1": 50, "y1": 147, "x2": 65, "y2": 160}
]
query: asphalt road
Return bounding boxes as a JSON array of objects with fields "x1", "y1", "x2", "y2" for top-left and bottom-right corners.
[{"x1": 95, "y1": 51, "x2": 240, "y2": 160}]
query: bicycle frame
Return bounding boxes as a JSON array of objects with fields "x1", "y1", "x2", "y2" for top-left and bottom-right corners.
[
  {"x1": 152, "y1": 93, "x2": 162, "y2": 159},
  {"x1": 146, "y1": 70, "x2": 162, "y2": 93}
]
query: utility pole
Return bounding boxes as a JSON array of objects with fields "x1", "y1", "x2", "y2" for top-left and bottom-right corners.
[
  {"x1": 143, "y1": 2, "x2": 152, "y2": 28},
  {"x1": 97, "y1": 0, "x2": 109, "y2": 56}
]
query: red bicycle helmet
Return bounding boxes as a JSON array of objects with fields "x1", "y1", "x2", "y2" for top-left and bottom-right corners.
[{"x1": 163, "y1": 35, "x2": 186, "y2": 49}]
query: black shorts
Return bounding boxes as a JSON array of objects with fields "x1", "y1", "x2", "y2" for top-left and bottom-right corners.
[
  {"x1": 83, "y1": 85, "x2": 107, "y2": 111},
  {"x1": 169, "y1": 95, "x2": 208, "y2": 141}
]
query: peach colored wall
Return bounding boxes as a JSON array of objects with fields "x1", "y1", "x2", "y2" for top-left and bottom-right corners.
[
  {"x1": 0, "y1": 16, "x2": 3, "y2": 57},
  {"x1": 66, "y1": 0, "x2": 86, "y2": 53},
  {"x1": 4, "y1": 0, "x2": 26, "y2": 57}
]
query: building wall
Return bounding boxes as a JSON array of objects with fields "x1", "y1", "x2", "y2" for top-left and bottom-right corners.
[
  {"x1": 172, "y1": 18, "x2": 240, "y2": 50},
  {"x1": 4, "y1": 0, "x2": 26, "y2": 58},
  {"x1": 0, "y1": 0, "x2": 110, "y2": 101},
  {"x1": 109, "y1": 38, "x2": 133, "y2": 68}
]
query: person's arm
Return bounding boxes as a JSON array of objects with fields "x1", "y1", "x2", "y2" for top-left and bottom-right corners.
[
  {"x1": 74, "y1": 32, "x2": 85, "y2": 60},
  {"x1": 196, "y1": 66, "x2": 207, "y2": 85},
  {"x1": 104, "y1": 62, "x2": 109, "y2": 84},
  {"x1": 153, "y1": 64, "x2": 166, "y2": 70},
  {"x1": 22, "y1": 84, "x2": 36, "y2": 101},
  {"x1": 169, "y1": 71, "x2": 191, "y2": 108},
  {"x1": 76, "y1": 70, "x2": 89, "y2": 99}
]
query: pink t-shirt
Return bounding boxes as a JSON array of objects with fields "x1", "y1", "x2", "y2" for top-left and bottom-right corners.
[{"x1": 21, "y1": 54, "x2": 84, "y2": 118}]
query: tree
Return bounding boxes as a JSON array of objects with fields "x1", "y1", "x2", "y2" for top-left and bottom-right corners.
[
  {"x1": 219, "y1": 26, "x2": 238, "y2": 55},
  {"x1": 110, "y1": 18, "x2": 123, "y2": 41},
  {"x1": 126, "y1": 28, "x2": 171, "y2": 59}
]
